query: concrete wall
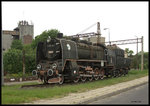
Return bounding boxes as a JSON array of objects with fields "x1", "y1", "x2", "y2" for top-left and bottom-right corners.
[
  {"x1": 2, "y1": 20, "x2": 34, "y2": 51},
  {"x1": 2, "y1": 33, "x2": 13, "y2": 51},
  {"x1": 23, "y1": 35, "x2": 33, "y2": 44},
  {"x1": 19, "y1": 24, "x2": 34, "y2": 42}
]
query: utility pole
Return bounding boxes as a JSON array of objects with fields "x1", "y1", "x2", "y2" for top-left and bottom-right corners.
[
  {"x1": 108, "y1": 29, "x2": 110, "y2": 45},
  {"x1": 2, "y1": 50, "x2": 4, "y2": 86},
  {"x1": 97, "y1": 22, "x2": 101, "y2": 44},
  {"x1": 103, "y1": 28, "x2": 110, "y2": 45},
  {"x1": 141, "y1": 36, "x2": 144, "y2": 71},
  {"x1": 23, "y1": 49, "x2": 25, "y2": 75},
  {"x1": 136, "y1": 37, "x2": 138, "y2": 70}
]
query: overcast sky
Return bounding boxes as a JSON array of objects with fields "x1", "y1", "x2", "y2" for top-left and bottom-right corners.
[{"x1": 2, "y1": 1, "x2": 149, "y2": 54}]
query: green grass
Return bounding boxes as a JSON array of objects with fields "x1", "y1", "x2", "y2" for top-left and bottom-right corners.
[{"x1": 2, "y1": 69, "x2": 148, "y2": 104}]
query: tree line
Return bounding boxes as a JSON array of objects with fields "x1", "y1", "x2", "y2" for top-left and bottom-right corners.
[{"x1": 125, "y1": 48, "x2": 148, "y2": 70}]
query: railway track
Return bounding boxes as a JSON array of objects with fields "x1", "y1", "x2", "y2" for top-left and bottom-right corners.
[
  {"x1": 20, "y1": 76, "x2": 113, "y2": 89},
  {"x1": 20, "y1": 71, "x2": 128, "y2": 89},
  {"x1": 21, "y1": 83, "x2": 59, "y2": 89}
]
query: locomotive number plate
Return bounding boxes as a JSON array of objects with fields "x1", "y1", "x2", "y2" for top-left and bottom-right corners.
[{"x1": 48, "y1": 51, "x2": 54, "y2": 54}]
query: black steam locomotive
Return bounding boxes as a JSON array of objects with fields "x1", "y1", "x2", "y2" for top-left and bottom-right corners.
[{"x1": 32, "y1": 33, "x2": 131, "y2": 84}]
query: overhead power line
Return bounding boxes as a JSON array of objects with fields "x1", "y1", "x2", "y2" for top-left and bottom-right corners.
[
  {"x1": 77, "y1": 22, "x2": 97, "y2": 34},
  {"x1": 103, "y1": 38, "x2": 142, "y2": 45}
]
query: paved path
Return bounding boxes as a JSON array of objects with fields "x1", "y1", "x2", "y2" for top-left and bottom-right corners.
[
  {"x1": 89, "y1": 83, "x2": 148, "y2": 104},
  {"x1": 24, "y1": 76, "x2": 148, "y2": 104}
]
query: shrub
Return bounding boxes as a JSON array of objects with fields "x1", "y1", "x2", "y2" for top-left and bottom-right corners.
[
  {"x1": 3, "y1": 49, "x2": 23, "y2": 74},
  {"x1": 25, "y1": 53, "x2": 36, "y2": 73},
  {"x1": 3, "y1": 47, "x2": 36, "y2": 75},
  {"x1": 11, "y1": 40, "x2": 23, "y2": 50}
]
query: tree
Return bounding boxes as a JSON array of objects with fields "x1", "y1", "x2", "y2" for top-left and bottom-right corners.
[
  {"x1": 130, "y1": 51, "x2": 148, "y2": 70},
  {"x1": 3, "y1": 46, "x2": 36, "y2": 75},
  {"x1": 3, "y1": 49, "x2": 23, "y2": 74},
  {"x1": 11, "y1": 40, "x2": 23, "y2": 50},
  {"x1": 31, "y1": 29, "x2": 60, "y2": 49},
  {"x1": 23, "y1": 44, "x2": 36, "y2": 73},
  {"x1": 125, "y1": 48, "x2": 134, "y2": 57}
]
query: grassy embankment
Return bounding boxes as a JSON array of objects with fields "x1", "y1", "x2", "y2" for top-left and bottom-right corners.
[{"x1": 2, "y1": 69, "x2": 148, "y2": 104}]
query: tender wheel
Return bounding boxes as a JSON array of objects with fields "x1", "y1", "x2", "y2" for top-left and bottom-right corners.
[
  {"x1": 110, "y1": 70, "x2": 114, "y2": 78},
  {"x1": 116, "y1": 70, "x2": 119, "y2": 77},
  {"x1": 94, "y1": 75, "x2": 99, "y2": 80},
  {"x1": 59, "y1": 75, "x2": 64, "y2": 84},
  {"x1": 73, "y1": 77, "x2": 80, "y2": 83},
  {"x1": 118, "y1": 69, "x2": 122, "y2": 77},
  {"x1": 110, "y1": 70, "x2": 113, "y2": 78},
  {"x1": 112, "y1": 70, "x2": 116, "y2": 77},
  {"x1": 120, "y1": 69, "x2": 124, "y2": 77},
  {"x1": 94, "y1": 68, "x2": 100, "y2": 80},
  {"x1": 123, "y1": 69, "x2": 126, "y2": 76},
  {"x1": 126, "y1": 70, "x2": 128, "y2": 74},
  {"x1": 81, "y1": 77, "x2": 87, "y2": 82},
  {"x1": 100, "y1": 69, "x2": 105, "y2": 79},
  {"x1": 88, "y1": 76, "x2": 93, "y2": 81}
]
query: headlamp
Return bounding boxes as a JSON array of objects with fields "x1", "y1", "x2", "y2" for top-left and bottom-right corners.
[
  {"x1": 74, "y1": 70, "x2": 77, "y2": 74},
  {"x1": 37, "y1": 64, "x2": 41, "y2": 70},
  {"x1": 52, "y1": 63, "x2": 57, "y2": 69},
  {"x1": 47, "y1": 36, "x2": 51, "y2": 43}
]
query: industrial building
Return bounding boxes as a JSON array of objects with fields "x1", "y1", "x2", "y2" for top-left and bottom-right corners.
[
  {"x1": 81, "y1": 36, "x2": 105, "y2": 44},
  {"x1": 2, "y1": 20, "x2": 34, "y2": 51}
]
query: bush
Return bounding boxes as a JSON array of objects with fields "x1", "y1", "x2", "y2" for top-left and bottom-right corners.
[
  {"x1": 25, "y1": 53, "x2": 36, "y2": 73},
  {"x1": 23, "y1": 44, "x2": 36, "y2": 73},
  {"x1": 11, "y1": 40, "x2": 23, "y2": 50},
  {"x1": 31, "y1": 29, "x2": 60, "y2": 49},
  {"x1": 3, "y1": 47, "x2": 36, "y2": 75},
  {"x1": 3, "y1": 49, "x2": 23, "y2": 74},
  {"x1": 130, "y1": 52, "x2": 148, "y2": 70},
  {"x1": 139, "y1": 63, "x2": 148, "y2": 70}
]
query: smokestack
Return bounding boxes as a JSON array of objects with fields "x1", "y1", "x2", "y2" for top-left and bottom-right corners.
[{"x1": 97, "y1": 22, "x2": 101, "y2": 44}]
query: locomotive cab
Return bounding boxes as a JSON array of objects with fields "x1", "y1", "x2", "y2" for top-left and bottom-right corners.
[
  {"x1": 36, "y1": 37, "x2": 62, "y2": 63},
  {"x1": 45, "y1": 37, "x2": 62, "y2": 60}
]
